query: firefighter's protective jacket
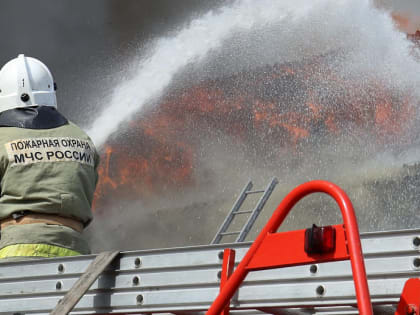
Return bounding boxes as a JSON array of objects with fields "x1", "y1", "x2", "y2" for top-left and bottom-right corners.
[{"x1": 0, "y1": 107, "x2": 99, "y2": 257}]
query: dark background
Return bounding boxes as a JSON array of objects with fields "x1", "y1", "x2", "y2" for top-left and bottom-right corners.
[{"x1": 0, "y1": 0, "x2": 226, "y2": 127}]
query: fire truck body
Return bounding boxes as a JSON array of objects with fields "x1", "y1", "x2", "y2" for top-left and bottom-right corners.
[
  {"x1": 0, "y1": 228, "x2": 419, "y2": 314},
  {"x1": 2, "y1": 180, "x2": 420, "y2": 315}
]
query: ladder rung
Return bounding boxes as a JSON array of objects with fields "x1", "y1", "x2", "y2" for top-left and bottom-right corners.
[
  {"x1": 245, "y1": 190, "x2": 264, "y2": 194},
  {"x1": 211, "y1": 178, "x2": 278, "y2": 245},
  {"x1": 220, "y1": 231, "x2": 240, "y2": 236},
  {"x1": 233, "y1": 210, "x2": 253, "y2": 214}
]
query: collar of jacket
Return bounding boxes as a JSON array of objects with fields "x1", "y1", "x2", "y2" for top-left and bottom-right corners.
[{"x1": 0, "y1": 106, "x2": 68, "y2": 129}]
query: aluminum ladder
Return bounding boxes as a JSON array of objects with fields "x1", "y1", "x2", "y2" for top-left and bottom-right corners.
[
  {"x1": 211, "y1": 177, "x2": 278, "y2": 244},
  {"x1": 0, "y1": 228, "x2": 419, "y2": 314}
]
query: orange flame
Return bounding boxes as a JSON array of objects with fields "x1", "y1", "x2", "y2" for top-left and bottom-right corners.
[{"x1": 93, "y1": 52, "x2": 418, "y2": 210}]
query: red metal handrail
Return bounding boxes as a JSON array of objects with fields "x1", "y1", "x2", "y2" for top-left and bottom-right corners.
[{"x1": 206, "y1": 180, "x2": 373, "y2": 315}]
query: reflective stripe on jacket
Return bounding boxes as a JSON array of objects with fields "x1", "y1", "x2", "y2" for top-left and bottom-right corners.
[
  {"x1": 0, "y1": 223, "x2": 91, "y2": 256},
  {"x1": 0, "y1": 243, "x2": 81, "y2": 258}
]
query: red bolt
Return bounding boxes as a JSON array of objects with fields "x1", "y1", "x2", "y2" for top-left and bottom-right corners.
[{"x1": 406, "y1": 304, "x2": 418, "y2": 315}]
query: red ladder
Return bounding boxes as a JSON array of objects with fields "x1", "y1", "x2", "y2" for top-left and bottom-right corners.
[{"x1": 207, "y1": 180, "x2": 373, "y2": 315}]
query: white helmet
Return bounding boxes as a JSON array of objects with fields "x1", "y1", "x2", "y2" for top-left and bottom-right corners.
[{"x1": 0, "y1": 54, "x2": 57, "y2": 113}]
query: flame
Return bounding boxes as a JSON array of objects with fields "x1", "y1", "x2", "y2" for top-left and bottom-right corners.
[
  {"x1": 392, "y1": 13, "x2": 412, "y2": 33},
  {"x1": 93, "y1": 51, "x2": 418, "y2": 210},
  {"x1": 392, "y1": 13, "x2": 420, "y2": 35}
]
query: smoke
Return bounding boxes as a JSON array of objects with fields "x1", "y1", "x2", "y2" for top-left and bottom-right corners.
[
  {"x1": 87, "y1": 0, "x2": 326, "y2": 146},
  {"x1": 86, "y1": 0, "x2": 420, "y2": 252},
  {"x1": 1, "y1": 1, "x2": 418, "y2": 252},
  {"x1": 184, "y1": 0, "x2": 418, "y2": 85}
]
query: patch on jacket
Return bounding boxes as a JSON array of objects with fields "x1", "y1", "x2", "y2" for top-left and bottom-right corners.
[{"x1": 5, "y1": 137, "x2": 95, "y2": 167}]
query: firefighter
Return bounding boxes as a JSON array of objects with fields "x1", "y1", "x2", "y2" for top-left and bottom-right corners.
[{"x1": 0, "y1": 54, "x2": 99, "y2": 260}]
